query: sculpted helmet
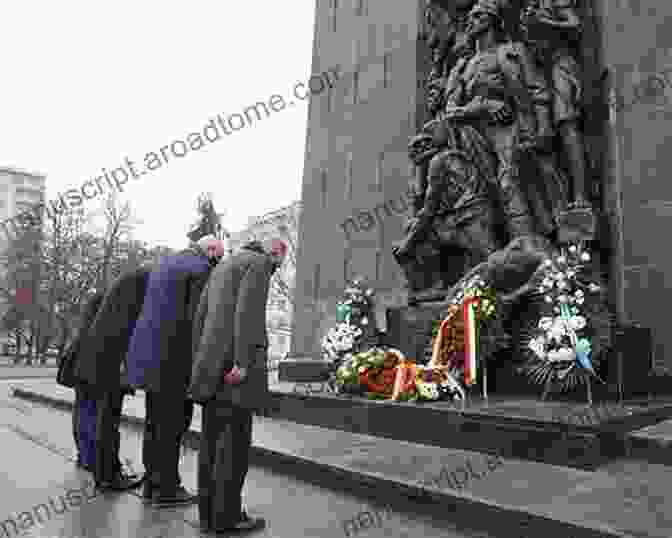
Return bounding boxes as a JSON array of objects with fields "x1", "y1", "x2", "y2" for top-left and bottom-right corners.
[
  {"x1": 469, "y1": 0, "x2": 508, "y2": 18},
  {"x1": 428, "y1": 0, "x2": 474, "y2": 10}
]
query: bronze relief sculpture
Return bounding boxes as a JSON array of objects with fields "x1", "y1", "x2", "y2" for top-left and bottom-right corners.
[
  {"x1": 389, "y1": 0, "x2": 611, "y2": 398},
  {"x1": 395, "y1": 0, "x2": 594, "y2": 304}
]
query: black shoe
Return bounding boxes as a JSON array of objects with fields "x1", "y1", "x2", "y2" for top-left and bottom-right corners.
[
  {"x1": 152, "y1": 486, "x2": 197, "y2": 507},
  {"x1": 142, "y1": 480, "x2": 158, "y2": 504},
  {"x1": 142, "y1": 480, "x2": 155, "y2": 500},
  {"x1": 96, "y1": 474, "x2": 143, "y2": 492},
  {"x1": 213, "y1": 511, "x2": 266, "y2": 533},
  {"x1": 77, "y1": 461, "x2": 96, "y2": 474},
  {"x1": 197, "y1": 495, "x2": 212, "y2": 531}
]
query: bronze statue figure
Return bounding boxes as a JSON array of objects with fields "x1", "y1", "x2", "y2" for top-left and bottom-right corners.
[{"x1": 394, "y1": 0, "x2": 594, "y2": 304}]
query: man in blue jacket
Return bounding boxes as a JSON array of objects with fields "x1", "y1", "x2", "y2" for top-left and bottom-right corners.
[{"x1": 126, "y1": 235, "x2": 224, "y2": 507}]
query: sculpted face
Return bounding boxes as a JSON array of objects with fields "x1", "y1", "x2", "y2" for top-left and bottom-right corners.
[
  {"x1": 466, "y1": 10, "x2": 494, "y2": 39},
  {"x1": 424, "y1": 4, "x2": 458, "y2": 58}
]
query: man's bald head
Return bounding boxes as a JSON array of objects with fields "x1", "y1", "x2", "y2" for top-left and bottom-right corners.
[
  {"x1": 262, "y1": 237, "x2": 288, "y2": 270},
  {"x1": 197, "y1": 235, "x2": 226, "y2": 261}
]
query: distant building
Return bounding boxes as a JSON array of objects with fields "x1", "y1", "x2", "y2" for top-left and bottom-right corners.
[
  {"x1": 228, "y1": 201, "x2": 301, "y2": 361},
  {"x1": 0, "y1": 167, "x2": 46, "y2": 320},
  {"x1": 0, "y1": 166, "x2": 46, "y2": 239}
]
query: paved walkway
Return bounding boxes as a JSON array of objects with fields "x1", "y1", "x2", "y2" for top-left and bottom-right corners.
[
  {"x1": 11, "y1": 380, "x2": 672, "y2": 538},
  {"x1": 0, "y1": 365, "x2": 57, "y2": 379},
  {"x1": 0, "y1": 382, "x2": 494, "y2": 538}
]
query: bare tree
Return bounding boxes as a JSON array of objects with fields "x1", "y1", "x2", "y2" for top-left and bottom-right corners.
[
  {"x1": 40, "y1": 208, "x2": 102, "y2": 361},
  {"x1": 93, "y1": 192, "x2": 137, "y2": 289},
  {"x1": 0, "y1": 193, "x2": 145, "y2": 364}
]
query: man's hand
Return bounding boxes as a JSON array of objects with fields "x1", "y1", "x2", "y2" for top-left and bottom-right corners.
[{"x1": 223, "y1": 366, "x2": 248, "y2": 385}]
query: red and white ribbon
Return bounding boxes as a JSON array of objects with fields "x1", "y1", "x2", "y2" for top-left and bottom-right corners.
[{"x1": 463, "y1": 296, "x2": 480, "y2": 386}]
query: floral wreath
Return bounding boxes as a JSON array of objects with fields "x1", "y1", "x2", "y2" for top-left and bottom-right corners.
[
  {"x1": 322, "y1": 277, "x2": 376, "y2": 362},
  {"x1": 429, "y1": 275, "x2": 499, "y2": 391},
  {"x1": 519, "y1": 242, "x2": 612, "y2": 391}
]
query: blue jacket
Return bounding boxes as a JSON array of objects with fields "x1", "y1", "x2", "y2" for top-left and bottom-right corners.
[{"x1": 126, "y1": 249, "x2": 213, "y2": 394}]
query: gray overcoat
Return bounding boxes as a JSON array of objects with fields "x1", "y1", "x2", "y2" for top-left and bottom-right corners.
[{"x1": 188, "y1": 248, "x2": 274, "y2": 411}]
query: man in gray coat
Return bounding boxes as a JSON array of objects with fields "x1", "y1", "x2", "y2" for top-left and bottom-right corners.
[{"x1": 188, "y1": 238, "x2": 286, "y2": 534}]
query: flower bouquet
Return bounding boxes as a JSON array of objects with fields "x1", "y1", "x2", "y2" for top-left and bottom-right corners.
[
  {"x1": 322, "y1": 323, "x2": 362, "y2": 361},
  {"x1": 428, "y1": 276, "x2": 499, "y2": 399},
  {"x1": 335, "y1": 348, "x2": 403, "y2": 398},
  {"x1": 519, "y1": 242, "x2": 612, "y2": 391},
  {"x1": 414, "y1": 365, "x2": 465, "y2": 401}
]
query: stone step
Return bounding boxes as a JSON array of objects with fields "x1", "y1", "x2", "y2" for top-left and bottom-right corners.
[
  {"x1": 11, "y1": 382, "x2": 672, "y2": 537},
  {"x1": 262, "y1": 389, "x2": 672, "y2": 470}
]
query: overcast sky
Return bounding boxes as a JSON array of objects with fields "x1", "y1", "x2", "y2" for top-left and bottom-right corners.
[{"x1": 0, "y1": 2, "x2": 316, "y2": 248}]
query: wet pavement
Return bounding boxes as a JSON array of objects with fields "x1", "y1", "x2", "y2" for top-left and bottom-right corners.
[
  {"x1": 0, "y1": 380, "x2": 500, "y2": 538},
  {"x1": 0, "y1": 366, "x2": 57, "y2": 380},
  {"x1": 11, "y1": 380, "x2": 672, "y2": 537}
]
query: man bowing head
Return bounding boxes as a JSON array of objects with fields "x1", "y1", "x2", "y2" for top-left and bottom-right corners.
[
  {"x1": 126, "y1": 234, "x2": 225, "y2": 507},
  {"x1": 189, "y1": 238, "x2": 286, "y2": 534}
]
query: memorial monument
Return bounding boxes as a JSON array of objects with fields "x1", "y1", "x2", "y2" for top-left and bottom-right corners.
[{"x1": 293, "y1": 0, "x2": 666, "y2": 398}]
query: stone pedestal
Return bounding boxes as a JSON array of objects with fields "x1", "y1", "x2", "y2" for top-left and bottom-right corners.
[
  {"x1": 557, "y1": 206, "x2": 597, "y2": 244},
  {"x1": 385, "y1": 303, "x2": 447, "y2": 364}
]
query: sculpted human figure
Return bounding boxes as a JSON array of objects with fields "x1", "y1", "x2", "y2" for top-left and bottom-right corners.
[
  {"x1": 500, "y1": 8, "x2": 574, "y2": 235},
  {"x1": 445, "y1": 234, "x2": 554, "y2": 313},
  {"x1": 423, "y1": 1, "x2": 476, "y2": 119},
  {"x1": 394, "y1": 148, "x2": 501, "y2": 302},
  {"x1": 521, "y1": 0, "x2": 589, "y2": 207},
  {"x1": 394, "y1": 0, "x2": 587, "y2": 302},
  {"x1": 397, "y1": 0, "x2": 544, "y2": 300},
  {"x1": 412, "y1": 0, "x2": 477, "y2": 219},
  {"x1": 429, "y1": 0, "x2": 540, "y2": 237}
]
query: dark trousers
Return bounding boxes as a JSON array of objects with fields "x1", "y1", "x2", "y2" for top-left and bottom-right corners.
[
  {"x1": 74, "y1": 388, "x2": 97, "y2": 469},
  {"x1": 73, "y1": 390, "x2": 81, "y2": 452},
  {"x1": 94, "y1": 389, "x2": 125, "y2": 483},
  {"x1": 198, "y1": 401, "x2": 253, "y2": 528},
  {"x1": 143, "y1": 390, "x2": 194, "y2": 495}
]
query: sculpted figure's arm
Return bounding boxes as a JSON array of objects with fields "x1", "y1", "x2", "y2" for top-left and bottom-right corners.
[
  {"x1": 424, "y1": 59, "x2": 474, "y2": 128},
  {"x1": 498, "y1": 44, "x2": 538, "y2": 144},
  {"x1": 536, "y1": 3, "x2": 582, "y2": 31}
]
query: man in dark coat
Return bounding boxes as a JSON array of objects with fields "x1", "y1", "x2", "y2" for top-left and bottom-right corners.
[
  {"x1": 75, "y1": 266, "x2": 151, "y2": 490},
  {"x1": 126, "y1": 235, "x2": 225, "y2": 507},
  {"x1": 68, "y1": 291, "x2": 105, "y2": 473},
  {"x1": 189, "y1": 238, "x2": 287, "y2": 533}
]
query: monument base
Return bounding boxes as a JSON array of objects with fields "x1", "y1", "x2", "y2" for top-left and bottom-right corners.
[
  {"x1": 385, "y1": 303, "x2": 447, "y2": 364},
  {"x1": 263, "y1": 389, "x2": 672, "y2": 469}
]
